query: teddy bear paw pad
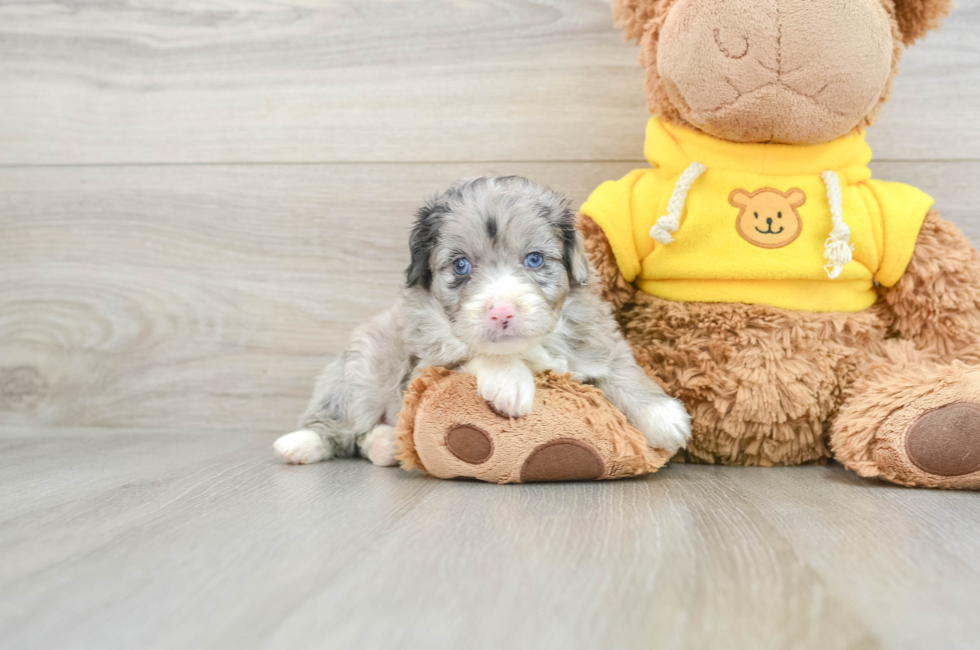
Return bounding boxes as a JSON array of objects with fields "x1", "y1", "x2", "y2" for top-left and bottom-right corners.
[
  {"x1": 906, "y1": 402, "x2": 980, "y2": 477},
  {"x1": 445, "y1": 425, "x2": 494, "y2": 465},
  {"x1": 520, "y1": 439, "x2": 604, "y2": 483}
]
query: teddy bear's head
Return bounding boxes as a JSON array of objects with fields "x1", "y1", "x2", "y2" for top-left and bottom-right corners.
[{"x1": 613, "y1": 0, "x2": 953, "y2": 145}]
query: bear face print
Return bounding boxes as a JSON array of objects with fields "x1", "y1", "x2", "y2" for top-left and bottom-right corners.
[{"x1": 729, "y1": 188, "x2": 806, "y2": 249}]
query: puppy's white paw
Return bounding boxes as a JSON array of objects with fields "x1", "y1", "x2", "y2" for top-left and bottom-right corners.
[
  {"x1": 361, "y1": 424, "x2": 399, "y2": 467},
  {"x1": 274, "y1": 429, "x2": 331, "y2": 464},
  {"x1": 467, "y1": 357, "x2": 535, "y2": 417},
  {"x1": 487, "y1": 377, "x2": 535, "y2": 417},
  {"x1": 632, "y1": 398, "x2": 692, "y2": 455}
]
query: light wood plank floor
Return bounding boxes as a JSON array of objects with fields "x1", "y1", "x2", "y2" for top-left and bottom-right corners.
[{"x1": 1, "y1": 427, "x2": 978, "y2": 650}]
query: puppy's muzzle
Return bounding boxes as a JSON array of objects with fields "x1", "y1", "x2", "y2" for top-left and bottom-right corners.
[{"x1": 487, "y1": 301, "x2": 516, "y2": 331}]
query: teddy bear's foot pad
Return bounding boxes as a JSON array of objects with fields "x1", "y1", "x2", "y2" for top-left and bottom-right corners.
[
  {"x1": 520, "y1": 439, "x2": 604, "y2": 482},
  {"x1": 906, "y1": 402, "x2": 980, "y2": 477},
  {"x1": 446, "y1": 425, "x2": 494, "y2": 465}
]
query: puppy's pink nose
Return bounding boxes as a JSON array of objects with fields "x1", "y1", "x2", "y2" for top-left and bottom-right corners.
[{"x1": 487, "y1": 302, "x2": 515, "y2": 327}]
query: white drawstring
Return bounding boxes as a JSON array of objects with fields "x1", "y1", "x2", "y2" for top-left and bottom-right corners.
[
  {"x1": 650, "y1": 164, "x2": 852, "y2": 281},
  {"x1": 649, "y1": 162, "x2": 707, "y2": 244},
  {"x1": 820, "y1": 170, "x2": 853, "y2": 279}
]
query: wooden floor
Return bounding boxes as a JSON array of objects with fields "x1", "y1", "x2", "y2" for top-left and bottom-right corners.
[{"x1": 0, "y1": 427, "x2": 978, "y2": 650}]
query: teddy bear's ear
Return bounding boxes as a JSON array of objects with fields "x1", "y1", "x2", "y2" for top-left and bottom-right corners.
[
  {"x1": 611, "y1": 0, "x2": 664, "y2": 43},
  {"x1": 785, "y1": 189, "x2": 807, "y2": 208},
  {"x1": 729, "y1": 189, "x2": 751, "y2": 208},
  {"x1": 891, "y1": 0, "x2": 954, "y2": 46}
]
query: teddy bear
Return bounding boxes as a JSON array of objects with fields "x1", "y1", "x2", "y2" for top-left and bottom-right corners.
[{"x1": 573, "y1": 0, "x2": 980, "y2": 489}]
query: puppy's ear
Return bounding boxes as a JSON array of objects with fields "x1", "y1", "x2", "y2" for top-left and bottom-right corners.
[
  {"x1": 558, "y1": 213, "x2": 590, "y2": 287},
  {"x1": 569, "y1": 229, "x2": 591, "y2": 287},
  {"x1": 405, "y1": 201, "x2": 443, "y2": 291},
  {"x1": 891, "y1": 0, "x2": 953, "y2": 46},
  {"x1": 612, "y1": 0, "x2": 666, "y2": 42}
]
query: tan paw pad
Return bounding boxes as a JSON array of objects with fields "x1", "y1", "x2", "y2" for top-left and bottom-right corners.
[
  {"x1": 906, "y1": 402, "x2": 980, "y2": 477},
  {"x1": 520, "y1": 439, "x2": 604, "y2": 483},
  {"x1": 445, "y1": 425, "x2": 494, "y2": 465}
]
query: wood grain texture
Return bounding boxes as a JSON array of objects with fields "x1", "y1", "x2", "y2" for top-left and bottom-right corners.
[
  {"x1": 2, "y1": 161, "x2": 977, "y2": 433},
  {"x1": 0, "y1": 162, "x2": 629, "y2": 432},
  {"x1": 0, "y1": 0, "x2": 977, "y2": 165},
  {"x1": 1, "y1": 427, "x2": 978, "y2": 650}
]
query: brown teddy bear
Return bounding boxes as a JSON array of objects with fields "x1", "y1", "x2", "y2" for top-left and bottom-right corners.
[{"x1": 576, "y1": 0, "x2": 980, "y2": 489}]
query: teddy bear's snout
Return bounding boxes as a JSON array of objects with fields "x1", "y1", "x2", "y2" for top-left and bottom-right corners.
[{"x1": 713, "y1": 27, "x2": 750, "y2": 60}]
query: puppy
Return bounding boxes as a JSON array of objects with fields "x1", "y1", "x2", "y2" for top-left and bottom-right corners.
[{"x1": 274, "y1": 176, "x2": 691, "y2": 466}]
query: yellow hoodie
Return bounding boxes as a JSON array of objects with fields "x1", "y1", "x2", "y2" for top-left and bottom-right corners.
[{"x1": 580, "y1": 118, "x2": 934, "y2": 312}]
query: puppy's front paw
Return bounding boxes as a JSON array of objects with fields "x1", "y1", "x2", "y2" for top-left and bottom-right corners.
[
  {"x1": 485, "y1": 376, "x2": 535, "y2": 417},
  {"x1": 467, "y1": 359, "x2": 535, "y2": 417},
  {"x1": 632, "y1": 398, "x2": 692, "y2": 455},
  {"x1": 274, "y1": 429, "x2": 331, "y2": 464}
]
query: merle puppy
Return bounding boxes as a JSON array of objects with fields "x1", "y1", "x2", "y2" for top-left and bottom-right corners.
[{"x1": 275, "y1": 176, "x2": 691, "y2": 465}]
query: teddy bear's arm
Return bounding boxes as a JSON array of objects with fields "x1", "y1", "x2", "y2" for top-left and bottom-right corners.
[
  {"x1": 576, "y1": 213, "x2": 637, "y2": 311},
  {"x1": 882, "y1": 209, "x2": 980, "y2": 363}
]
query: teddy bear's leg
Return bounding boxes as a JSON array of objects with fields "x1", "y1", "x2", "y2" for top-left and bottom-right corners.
[
  {"x1": 834, "y1": 210, "x2": 980, "y2": 489},
  {"x1": 831, "y1": 340, "x2": 980, "y2": 489}
]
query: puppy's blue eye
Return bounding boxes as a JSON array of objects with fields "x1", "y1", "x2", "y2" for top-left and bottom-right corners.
[
  {"x1": 453, "y1": 258, "x2": 471, "y2": 275},
  {"x1": 524, "y1": 252, "x2": 544, "y2": 268}
]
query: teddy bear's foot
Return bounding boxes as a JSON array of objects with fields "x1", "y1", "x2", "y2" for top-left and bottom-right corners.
[
  {"x1": 395, "y1": 368, "x2": 669, "y2": 484},
  {"x1": 833, "y1": 359, "x2": 980, "y2": 489}
]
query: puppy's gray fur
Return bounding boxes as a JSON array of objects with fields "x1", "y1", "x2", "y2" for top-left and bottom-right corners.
[{"x1": 274, "y1": 176, "x2": 691, "y2": 466}]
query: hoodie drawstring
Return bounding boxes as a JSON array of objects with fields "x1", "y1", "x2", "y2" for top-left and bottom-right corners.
[
  {"x1": 649, "y1": 162, "x2": 707, "y2": 244},
  {"x1": 648, "y1": 164, "x2": 853, "y2": 281},
  {"x1": 820, "y1": 170, "x2": 853, "y2": 279}
]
